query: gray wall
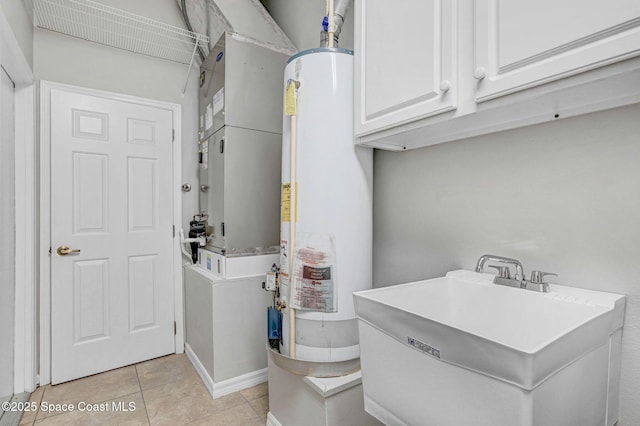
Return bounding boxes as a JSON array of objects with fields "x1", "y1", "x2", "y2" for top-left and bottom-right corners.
[
  {"x1": 263, "y1": 0, "x2": 353, "y2": 51},
  {"x1": 373, "y1": 103, "x2": 640, "y2": 424},
  {"x1": 33, "y1": 0, "x2": 200, "y2": 232},
  {"x1": 0, "y1": 0, "x2": 32, "y2": 67}
]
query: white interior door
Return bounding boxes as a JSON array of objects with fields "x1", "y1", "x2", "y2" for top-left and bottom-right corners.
[{"x1": 50, "y1": 88, "x2": 175, "y2": 384}]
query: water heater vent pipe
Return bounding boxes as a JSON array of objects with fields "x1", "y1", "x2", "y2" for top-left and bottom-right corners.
[{"x1": 322, "y1": 0, "x2": 350, "y2": 47}]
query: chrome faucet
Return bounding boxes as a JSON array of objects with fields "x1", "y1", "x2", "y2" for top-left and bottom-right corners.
[
  {"x1": 475, "y1": 254, "x2": 524, "y2": 281},
  {"x1": 523, "y1": 270, "x2": 557, "y2": 293},
  {"x1": 475, "y1": 254, "x2": 556, "y2": 293}
]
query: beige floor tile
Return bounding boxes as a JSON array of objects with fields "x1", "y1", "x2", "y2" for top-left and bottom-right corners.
[
  {"x1": 248, "y1": 395, "x2": 269, "y2": 421},
  {"x1": 33, "y1": 392, "x2": 148, "y2": 426},
  {"x1": 143, "y1": 376, "x2": 246, "y2": 426},
  {"x1": 19, "y1": 386, "x2": 45, "y2": 425},
  {"x1": 136, "y1": 354, "x2": 196, "y2": 390},
  {"x1": 184, "y1": 403, "x2": 263, "y2": 426},
  {"x1": 37, "y1": 366, "x2": 140, "y2": 420},
  {"x1": 20, "y1": 355, "x2": 271, "y2": 426},
  {"x1": 239, "y1": 382, "x2": 268, "y2": 401}
]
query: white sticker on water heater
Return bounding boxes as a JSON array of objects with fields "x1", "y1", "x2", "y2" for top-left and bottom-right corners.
[{"x1": 280, "y1": 239, "x2": 289, "y2": 273}]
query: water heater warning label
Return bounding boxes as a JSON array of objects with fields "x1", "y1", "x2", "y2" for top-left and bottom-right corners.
[
  {"x1": 292, "y1": 262, "x2": 335, "y2": 312},
  {"x1": 280, "y1": 240, "x2": 289, "y2": 273},
  {"x1": 281, "y1": 183, "x2": 297, "y2": 222},
  {"x1": 291, "y1": 234, "x2": 337, "y2": 313},
  {"x1": 302, "y1": 265, "x2": 331, "y2": 280},
  {"x1": 407, "y1": 336, "x2": 441, "y2": 359}
]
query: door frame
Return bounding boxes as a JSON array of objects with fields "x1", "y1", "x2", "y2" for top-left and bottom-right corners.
[
  {"x1": 0, "y1": 8, "x2": 37, "y2": 395},
  {"x1": 39, "y1": 81, "x2": 184, "y2": 386}
]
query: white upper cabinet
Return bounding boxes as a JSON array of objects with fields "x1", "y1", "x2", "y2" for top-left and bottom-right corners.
[
  {"x1": 474, "y1": 0, "x2": 640, "y2": 102},
  {"x1": 354, "y1": 0, "x2": 457, "y2": 139},
  {"x1": 355, "y1": 1, "x2": 640, "y2": 150}
]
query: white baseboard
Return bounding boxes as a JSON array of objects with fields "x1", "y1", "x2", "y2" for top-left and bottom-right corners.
[
  {"x1": 210, "y1": 367, "x2": 268, "y2": 399},
  {"x1": 185, "y1": 343, "x2": 268, "y2": 399},
  {"x1": 184, "y1": 343, "x2": 215, "y2": 396},
  {"x1": 267, "y1": 412, "x2": 283, "y2": 426}
]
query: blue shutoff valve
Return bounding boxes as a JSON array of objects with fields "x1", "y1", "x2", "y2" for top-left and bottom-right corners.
[{"x1": 322, "y1": 16, "x2": 329, "y2": 32}]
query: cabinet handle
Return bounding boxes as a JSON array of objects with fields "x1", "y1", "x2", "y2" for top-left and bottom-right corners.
[
  {"x1": 474, "y1": 67, "x2": 487, "y2": 80},
  {"x1": 439, "y1": 80, "x2": 451, "y2": 93}
]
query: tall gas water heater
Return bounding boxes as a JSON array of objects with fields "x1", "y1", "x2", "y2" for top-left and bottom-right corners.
[{"x1": 278, "y1": 48, "x2": 373, "y2": 363}]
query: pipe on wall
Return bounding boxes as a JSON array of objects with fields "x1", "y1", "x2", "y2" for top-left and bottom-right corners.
[
  {"x1": 321, "y1": 0, "x2": 350, "y2": 47},
  {"x1": 287, "y1": 79, "x2": 300, "y2": 358}
]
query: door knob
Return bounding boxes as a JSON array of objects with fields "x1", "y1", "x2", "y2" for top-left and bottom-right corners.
[{"x1": 57, "y1": 246, "x2": 81, "y2": 256}]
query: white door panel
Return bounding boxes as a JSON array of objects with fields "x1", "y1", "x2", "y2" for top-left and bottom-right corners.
[
  {"x1": 50, "y1": 89, "x2": 174, "y2": 384},
  {"x1": 497, "y1": 1, "x2": 637, "y2": 67},
  {"x1": 355, "y1": 0, "x2": 457, "y2": 136},
  {"x1": 474, "y1": 0, "x2": 640, "y2": 101}
]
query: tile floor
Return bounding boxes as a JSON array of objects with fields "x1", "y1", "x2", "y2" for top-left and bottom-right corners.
[{"x1": 18, "y1": 354, "x2": 268, "y2": 426}]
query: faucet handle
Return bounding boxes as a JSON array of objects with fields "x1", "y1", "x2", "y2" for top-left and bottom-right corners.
[
  {"x1": 530, "y1": 270, "x2": 557, "y2": 284},
  {"x1": 488, "y1": 265, "x2": 511, "y2": 279}
]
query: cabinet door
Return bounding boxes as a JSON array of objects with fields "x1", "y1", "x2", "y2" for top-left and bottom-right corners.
[
  {"x1": 474, "y1": 0, "x2": 640, "y2": 102},
  {"x1": 354, "y1": 0, "x2": 457, "y2": 137}
]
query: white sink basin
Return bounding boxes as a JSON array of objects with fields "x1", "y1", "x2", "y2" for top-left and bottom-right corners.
[{"x1": 354, "y1": 270, "x2": 625, "y2": 426}]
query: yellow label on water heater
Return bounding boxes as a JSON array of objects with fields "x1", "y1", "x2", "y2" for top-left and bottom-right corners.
[
  {"x1": 281, "y1": 182, "x2": 298, "y2": 222},
  {"x1": 285, "y1": 81, "x2": 297, "y2": 116}
]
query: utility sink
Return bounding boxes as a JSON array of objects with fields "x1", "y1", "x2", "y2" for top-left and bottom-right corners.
[{"x1": 354, "y1": 270, "x2": 625, "y2": 426}]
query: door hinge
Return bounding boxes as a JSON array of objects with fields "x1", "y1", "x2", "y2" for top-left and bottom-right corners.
[
  {"x1": 172, "y1": 225, "x2": 175, "y2": 238},
  {"x1": 174, "y1": 321, "x2": 177, "y2": 335},
  {"x1": 220, "y1": 138, "x2": 224, "y2": 154},
  {"x1": 221, "y1": 222, "x2": 225, "y2": 237},
  {"x1": 172, "y1": 129, "x2": 175, "y2": 142}
]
